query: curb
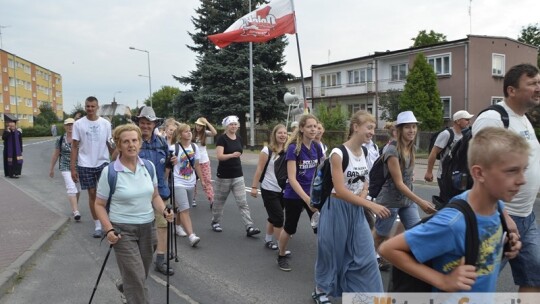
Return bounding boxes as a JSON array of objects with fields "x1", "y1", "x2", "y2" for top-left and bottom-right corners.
[{"x1": 0, "y1": 217, "x2": 68, "y2": 298}]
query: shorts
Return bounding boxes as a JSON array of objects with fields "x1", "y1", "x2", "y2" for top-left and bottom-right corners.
[
  {"x1": 506, "y1": 212, "x2": 540, "y2": 287},
  {"x1": 154, "y1": 198, "x2": 169, "y2": 229},
  {"x1": 173, "y1": 186, "x2": 194, "y2": 213},
  {"x1": 61, "y1": 171, "x2": 81, "y2": 196},
  {"x1": 283, "y1": 198, "x2": 314, "y2": 235},
  {"x1": 261, "y1": 188, "x2": 284, "y2": 228},
  {"x1": 78, "y1": 163, "x2": 107, "y2": 190},
  {"x1": 374, "y1": 204, "x2": 420, "y2": 237}
]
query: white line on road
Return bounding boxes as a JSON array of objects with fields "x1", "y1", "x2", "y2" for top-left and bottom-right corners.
[{"x1": 150, "y1": 274, "x2": 199, "y2": 304}]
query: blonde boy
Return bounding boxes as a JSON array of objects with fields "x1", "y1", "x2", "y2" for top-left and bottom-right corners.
[{"x1": 380, "y1": 127, "x2": 525, "y2": 292}]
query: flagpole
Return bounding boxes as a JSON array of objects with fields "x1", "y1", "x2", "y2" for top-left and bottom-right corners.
[
  {"x1": 291, "y1": 0, "x2": 307, "y2": 113},
  {"x1": 248, "y1": 0, "x2": 255, "y2": 150}
]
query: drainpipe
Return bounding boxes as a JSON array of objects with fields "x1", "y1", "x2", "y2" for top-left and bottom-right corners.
[{"x1": 464, "y1": 42, "x2": 469, "y2": 111}]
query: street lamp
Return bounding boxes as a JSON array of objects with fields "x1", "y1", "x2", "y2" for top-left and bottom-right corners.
[{"x1": 129, "y1": 46, "x2": 152, "y2": 107}]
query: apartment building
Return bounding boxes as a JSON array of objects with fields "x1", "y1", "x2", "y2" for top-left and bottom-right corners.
[
  {"x1": 0, "y1": 49, "x2": 63, "y2": 128},
  {"x1": 308, "y1": 35, "x2": 538, "y2": 128}
]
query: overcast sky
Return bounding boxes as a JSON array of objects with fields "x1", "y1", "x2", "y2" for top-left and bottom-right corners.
[{"x1": 1, "y1": 0, "x2": 538, "y2": 113}]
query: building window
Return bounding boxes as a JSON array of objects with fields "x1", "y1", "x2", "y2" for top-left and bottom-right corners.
[
  {"x1": 347, "y1": 104, "x2": 361, "y2": 115},
  {"x1": 441, "y1": 97, "x2": 451, "y2": 119},
  {"x1": 320, "y1": 72, "x2": 341, "y2": 88},
  {"x1": 9, "y1": 77, "x2": 15, "y2": 87},
  {"x1": 8, "y1": 59, "x2": 14, "y2": 69},
  {"x1": 10, "y1": 96, "x2": 17, "y2": 105},
  {"x1": 304, "y1": 86, "x2": 311, "y2": 98},
  {"x1": 492, "y1": 54, "x2": 505, "y2": 77},
  {"x1": 25, "y1": 98, "x2": 32, "y2": 106},
  {"x1": 427, "y1": 54, "x2": 451, "y2": 76},
  {"x1": 390, "y1": 64, "x2": 407, "y2": 81},
  {"x1": 491, "y1": 96, "x2": 504, "y2": 105},
  {"x1": 348, "y1": 68, "x2": 373, "y2": 84}
]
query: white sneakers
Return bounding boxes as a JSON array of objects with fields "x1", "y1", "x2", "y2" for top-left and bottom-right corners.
[
  {"x1": 189, "y1": 234, "x2": 201, "y2": 247},
  {"x1": 175, "y1": 225, "x2": 187, "y2": 237}
]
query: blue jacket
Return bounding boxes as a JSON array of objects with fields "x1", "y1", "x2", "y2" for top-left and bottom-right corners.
[{"x1": 139, "y1": 133, "x2": 170, "y2": 200}]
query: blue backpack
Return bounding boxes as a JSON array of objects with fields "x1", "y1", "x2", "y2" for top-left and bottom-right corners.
[{"x1": 105, "y1": 159, "x2": 155, "y2": 212}]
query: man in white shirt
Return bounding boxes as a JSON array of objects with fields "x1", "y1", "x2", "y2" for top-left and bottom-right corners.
[
  {"x1": 472, "y1": 63, "x2": 540, "y2": 292},
  {"x1": 70, "y1": 96, "x2": 113, "y2": 238}
]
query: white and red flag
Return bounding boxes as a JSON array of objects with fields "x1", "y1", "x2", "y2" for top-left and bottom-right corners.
[{"x1": 208, "y1": 0, "x2": 296, "y2": 48}]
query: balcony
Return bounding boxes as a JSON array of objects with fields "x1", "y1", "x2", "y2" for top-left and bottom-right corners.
[{"x1": 313, "y1": 82, "x2": 375, "y2": 98}]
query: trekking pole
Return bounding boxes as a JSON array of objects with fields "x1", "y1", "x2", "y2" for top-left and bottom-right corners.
[
  {"x1": 89, "y1": 229, "x2": 120, "y2": 304},
  {"x1": 170, "y1": 167, "x2": 179, "y2": 262},
  {"x1": 165, "y1": 204, "x2": 172, "y2": 304}
]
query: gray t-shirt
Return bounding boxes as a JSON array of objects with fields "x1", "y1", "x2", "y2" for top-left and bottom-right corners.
[{"x1": 376, "y1": 145, "x2": 414, "y2": 208}]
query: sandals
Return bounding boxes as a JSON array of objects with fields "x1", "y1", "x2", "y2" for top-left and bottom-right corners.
[
  {"x1": 265, "y1": 241, "x2": 278, "y2": 250},
  {"x1": 211, "y1": 222, "x2": 223, "y2": 232},
  {"x1": 312, "y1": 289, "x2": 331, "y2": 304},
  {"x1": 246, "y1": 227, "x2": 261, "y2": 237}
]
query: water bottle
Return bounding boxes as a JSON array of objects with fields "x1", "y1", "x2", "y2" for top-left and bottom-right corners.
[
  {"x1": 311, "y1": 211, "x2": 320, "y2": 230},
  {"x1": 310, "y1": 170, "x2": 323, "y2": 208}
]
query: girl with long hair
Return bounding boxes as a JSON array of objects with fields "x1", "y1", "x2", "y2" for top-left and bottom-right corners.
[{"x1": 192, "y1": 117, "x2": 217, "y2": 208}]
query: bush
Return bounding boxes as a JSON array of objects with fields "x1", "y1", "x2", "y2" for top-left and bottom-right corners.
[{"x1": 21, "y1": 125, "x2": 52, "y2": 137}]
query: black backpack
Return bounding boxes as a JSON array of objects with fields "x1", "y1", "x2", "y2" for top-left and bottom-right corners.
[
  {"x1": 437, "y1": 104, "x2": 509, "y2": 204},
  {"x1": 368, "y1": 141, "x2": 396, "y2": 198},
  {"x1": 310, "y1": 145, "x2": 367, "y2": 210},
  {"x1": 275, "y1": 143, "x2": 321, "y2": 192},
  {"x1": 428, "y1": 128, "x2": 454, "y2": 160},
  {"x1": 259, "y1": 147, "x2": 273, "y2": 183}
]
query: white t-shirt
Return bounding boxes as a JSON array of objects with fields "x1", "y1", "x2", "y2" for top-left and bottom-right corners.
[
  {"x1": 362, "y1": 140, "x2": 379, "y2": 169},
  {"x1": 434, "y1": 129, "x2": 463, "y2": 178},
  {"x1": 472, "y1": 101, "x2": 540, "y2": 217},
  {"x1": 330, "y1": 146, "x2": 369, "y2": 195},
  {"x1": 260, "y1": 146, "x2": 282, "y2": 193},
  {"x1": 194, "y1": 130, "x2": 213, "y2": 164},
  {"x1": 72, "y1": 116, "x2": 112, "y2": 167},
  {"x1": 170, "y1": 143, "x2": 200, "y2": 187}
]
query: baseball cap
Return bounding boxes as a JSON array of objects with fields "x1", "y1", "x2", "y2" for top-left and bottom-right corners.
[
  {"x1": 64, "y1": 118, "x2": 75, "y2": 125},
  {"x1": 453, "y1": 110, "x2": 474, "y2": 121}
]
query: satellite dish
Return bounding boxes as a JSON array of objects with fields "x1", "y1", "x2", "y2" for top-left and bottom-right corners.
[{"x1": 284, "y1": 92, "x2": 299, "y2": 106}]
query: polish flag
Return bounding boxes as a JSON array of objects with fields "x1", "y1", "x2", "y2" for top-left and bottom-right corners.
[{"x1": 208, "y1": 0, "x2": 296, "y2": 48}]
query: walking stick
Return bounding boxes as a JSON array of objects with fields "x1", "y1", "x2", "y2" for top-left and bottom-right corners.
[
  {"x1": 170, "y1": 166, "x2": 179, "y2": 262},
  {"x1": 89, "y1": 229, "x2": 119, "y2": 304},
  {"x1": 166, "y1": 204, "x2": 172, "y2": 304}
]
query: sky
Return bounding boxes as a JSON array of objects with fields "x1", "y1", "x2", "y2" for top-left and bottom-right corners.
[{"x1": 1, "y1": 0, "x2": 538, "y2": 113}]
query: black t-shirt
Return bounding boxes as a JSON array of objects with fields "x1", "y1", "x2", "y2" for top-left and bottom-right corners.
[{"x1": 216, "y1": 134, "x2": 243, "y2": 179}]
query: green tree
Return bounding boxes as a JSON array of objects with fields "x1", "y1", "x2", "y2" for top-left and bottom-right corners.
[
  {"x1": 411, "y1": 30, "x2": 447, "y2": 47},
  {"x1": 518, "y1": 23, "x2": 540, "y2": 68},
  {"x1": 147, "y1": 86, "x2": 181, "y2": 119},
  {"x1": 35, "y1": 104, "x2": 59, "y2": 126},
  {"x1": 378, "y1": 89, "x2": 402, "y2": 121},
  {"x1": 399, "y1": 53, "x2": 442, "y2": 131},
  {"x1": 69, "y1": 103, "x2": 86, "y2": 119},
  {"x1": 173, "y1": 0, "x2": 293, "y2": 144},
  {"x1": 315, "y1": 103, "x2": 348, "y2": 149}
]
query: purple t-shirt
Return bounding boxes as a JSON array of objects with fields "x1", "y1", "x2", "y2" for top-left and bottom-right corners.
[{"x1": 283, "y1": 142, "x2": 323, "y2": 200}]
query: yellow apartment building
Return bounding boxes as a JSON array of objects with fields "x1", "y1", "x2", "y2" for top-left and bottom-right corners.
[{"x1": 0, "y1": 49, "x2": 62, "y2": 128}]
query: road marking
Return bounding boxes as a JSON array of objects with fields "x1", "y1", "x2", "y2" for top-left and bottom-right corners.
[{"x1": 150, "y1": 274, "x2": 199, "y2": 304}]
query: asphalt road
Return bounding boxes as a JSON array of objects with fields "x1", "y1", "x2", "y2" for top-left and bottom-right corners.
[{"x1": 1, "y1": 138, "x2": 535, "y2": 303}]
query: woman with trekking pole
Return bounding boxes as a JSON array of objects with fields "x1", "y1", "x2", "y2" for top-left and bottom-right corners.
[{"x1": 94, "y1": 124, "x2": 173, "y2": 303}]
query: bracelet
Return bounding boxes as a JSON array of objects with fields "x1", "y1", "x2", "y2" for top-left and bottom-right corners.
[{"x1": 106, "y1": 228, "x2": 116, "y2": 236}]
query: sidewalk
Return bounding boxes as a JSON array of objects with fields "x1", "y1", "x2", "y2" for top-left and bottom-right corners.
[{"x1": 0, "y1": 177, "x2": 68, "y2": 297}]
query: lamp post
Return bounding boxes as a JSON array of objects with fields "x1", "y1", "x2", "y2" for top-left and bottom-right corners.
[{"x1": 129, "y1": 46, "x2": 152, "y2": 107}]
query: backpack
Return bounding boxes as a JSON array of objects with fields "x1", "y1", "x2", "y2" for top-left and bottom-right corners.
[
  {"x1": 368, "y1": 141, "x2": 396, "y2": 198},
  {"x1": 310, "y1": 145, "x2": 368, "y2": 210},
  {"x1": 428, "y1": 127, "x2": 454, "y2": 160},
  {"x1": 274, "y1": 143, "x2": 322, "y2": 192},
  {"x1": 437, "y1": 104, "x2": 509, "y2": 204},
  {"x1": 106, "y1": 158, "x2": 155, "y2": 212},
  {"x1": 259, "y1": 147, "x2": 273, "y2": 183}
]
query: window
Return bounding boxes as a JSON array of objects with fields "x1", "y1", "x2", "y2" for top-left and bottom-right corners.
[
  {"x1": 347, "y1": 104, "x2": 361, "y2": 115},
  {"x1": 427, "y1": 54, "x2": 451, "y2": 76},
  {"x1": 348, "y1": 68, "x2": 373, "y2": 84},
  {"x1": 304, "y1": 86, "x2": 311, "y2": 98},
  {"x1": 24, "y1": 65, "x2": 31, "y2": 74},
  {"x1": 9, "y1": 77, "x2": 15, "y2": 87},
  {"x1": 25, "y1": 98, "x2": 32, "y2": 106},
  {"x1": 320, "y1": 72, "x2": 341, "y2": 87},
  {"x1": 492, "y1": 54, "x2": 505, "y2": 77},
  {"x1": 491, "y1": 96, "x2": 504, "y2": 105},
  {"x1": 390, "y1": 64, "x2": 407, "y2": 81},
  {"x1": 8, "y1": 59, "x2": 14, "y2": 69},
  {"x1": 441, "y1": 97, "x2": 451, "y2": 119},
  {"x1": 10, "y1": 95, "x2": 17, "y2": 105}
]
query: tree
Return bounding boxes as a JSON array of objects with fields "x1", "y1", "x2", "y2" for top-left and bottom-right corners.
[
  {"x1": 518, "y1": 23, "x2": 540, "y2": 68},
  {"x1": 399, "y1": 53, "x2": 442, "y2": 131},
  {"x1": 69, "y1": 103, "x2": 86, "y2": 119},
  {"x1": 147, "y1": 86, "x2": 181, "y2": 119},
  {"x1": 411, "y1": 30, "x2": 447, "y2": 48},
  {"x1": 378, "y1": 89, "x2": 403, "y2": 122},
  {"x1": 173, "y1": 0, "x2": 293, "y2": 145},
  {"x1": 35, "y1": 104, "x2": 59, "y2": 126},
  {"x1": 315, "y1": 103, "x2": 348, "y2": 149}
]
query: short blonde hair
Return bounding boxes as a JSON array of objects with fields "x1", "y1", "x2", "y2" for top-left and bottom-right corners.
[
  {"x1": 172, "y1": 123, "x2": 191, "y2": 143},
  {"x1": 468, "y1": 127, "x2": 530, "y2": 169},
  {"x1": 113, "y1": 124, "x2": 142, "y2": 147}
]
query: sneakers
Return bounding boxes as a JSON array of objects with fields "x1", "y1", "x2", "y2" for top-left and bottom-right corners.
[
  {"x1": 312, "y1": 289, "x2": 330, "y2": 304},
  {"x1": 191, "y1": 200, "x2": 197, "y2": 207},
  {"x1": 189, "y1": 234, "x2": 201, "y2": 247},
  {"x1": 277, "y1": 254, "x2": 291, "y2": 272},
  {"x1": 92, "y1": 229, "x2": 103, "y2": 238},
  {"x1": 246, "y1": 227, "x2": 261, "y2": 237},
  {"x1": 211, "y1": 222, "x2": 223, "y2": 232},
  {"x1": 155, "y1": 262, "x2": 175, "y2": 275},
  {"x1": 175, "y1": 225, "x2": 187, "y2": 237},
  {"x1": 265, "y1": 241, "x2": 278, "y2": 250},
  {"x1": 378, "y1": 257, "x2": 391, "y2": 271},
  {"x1": 73, "y1": 210, "x2": 81, "y2": 222}
]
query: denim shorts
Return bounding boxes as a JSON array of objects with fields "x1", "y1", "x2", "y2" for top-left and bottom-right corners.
[
  {"x1": 506, "y1": 212, "x2": 540, "y2": 287},
  {"x1": 374, "y1": 204, "x2": 421, "y2": 237}
]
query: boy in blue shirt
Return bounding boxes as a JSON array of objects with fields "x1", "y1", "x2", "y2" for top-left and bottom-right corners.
[{"x1": 380, "y1": 127, "x2": 524, "y2": 292}]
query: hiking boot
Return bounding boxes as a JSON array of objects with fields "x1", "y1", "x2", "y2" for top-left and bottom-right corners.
[
  {"x1": 155, "y1": 262, "x2": 174, "y2": 275},
  {"x1": 378, "y1": 257, "x2": 391, "y2": 271},
  {"x1": 277, "y1": 255, "x2": 291, "y2": 272},
  {"x1": 73, "y1": 210, "x2": 81, "y2": 222},
  {"x1": 175, "y1": 225, "x2": 187, "y2": 237},
  {"x1": 189, "y1": 234, "x2": 201, "y2": 247},
  {"x1": 246, "y1": 227, "x2": 261, "y2": 237}
]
